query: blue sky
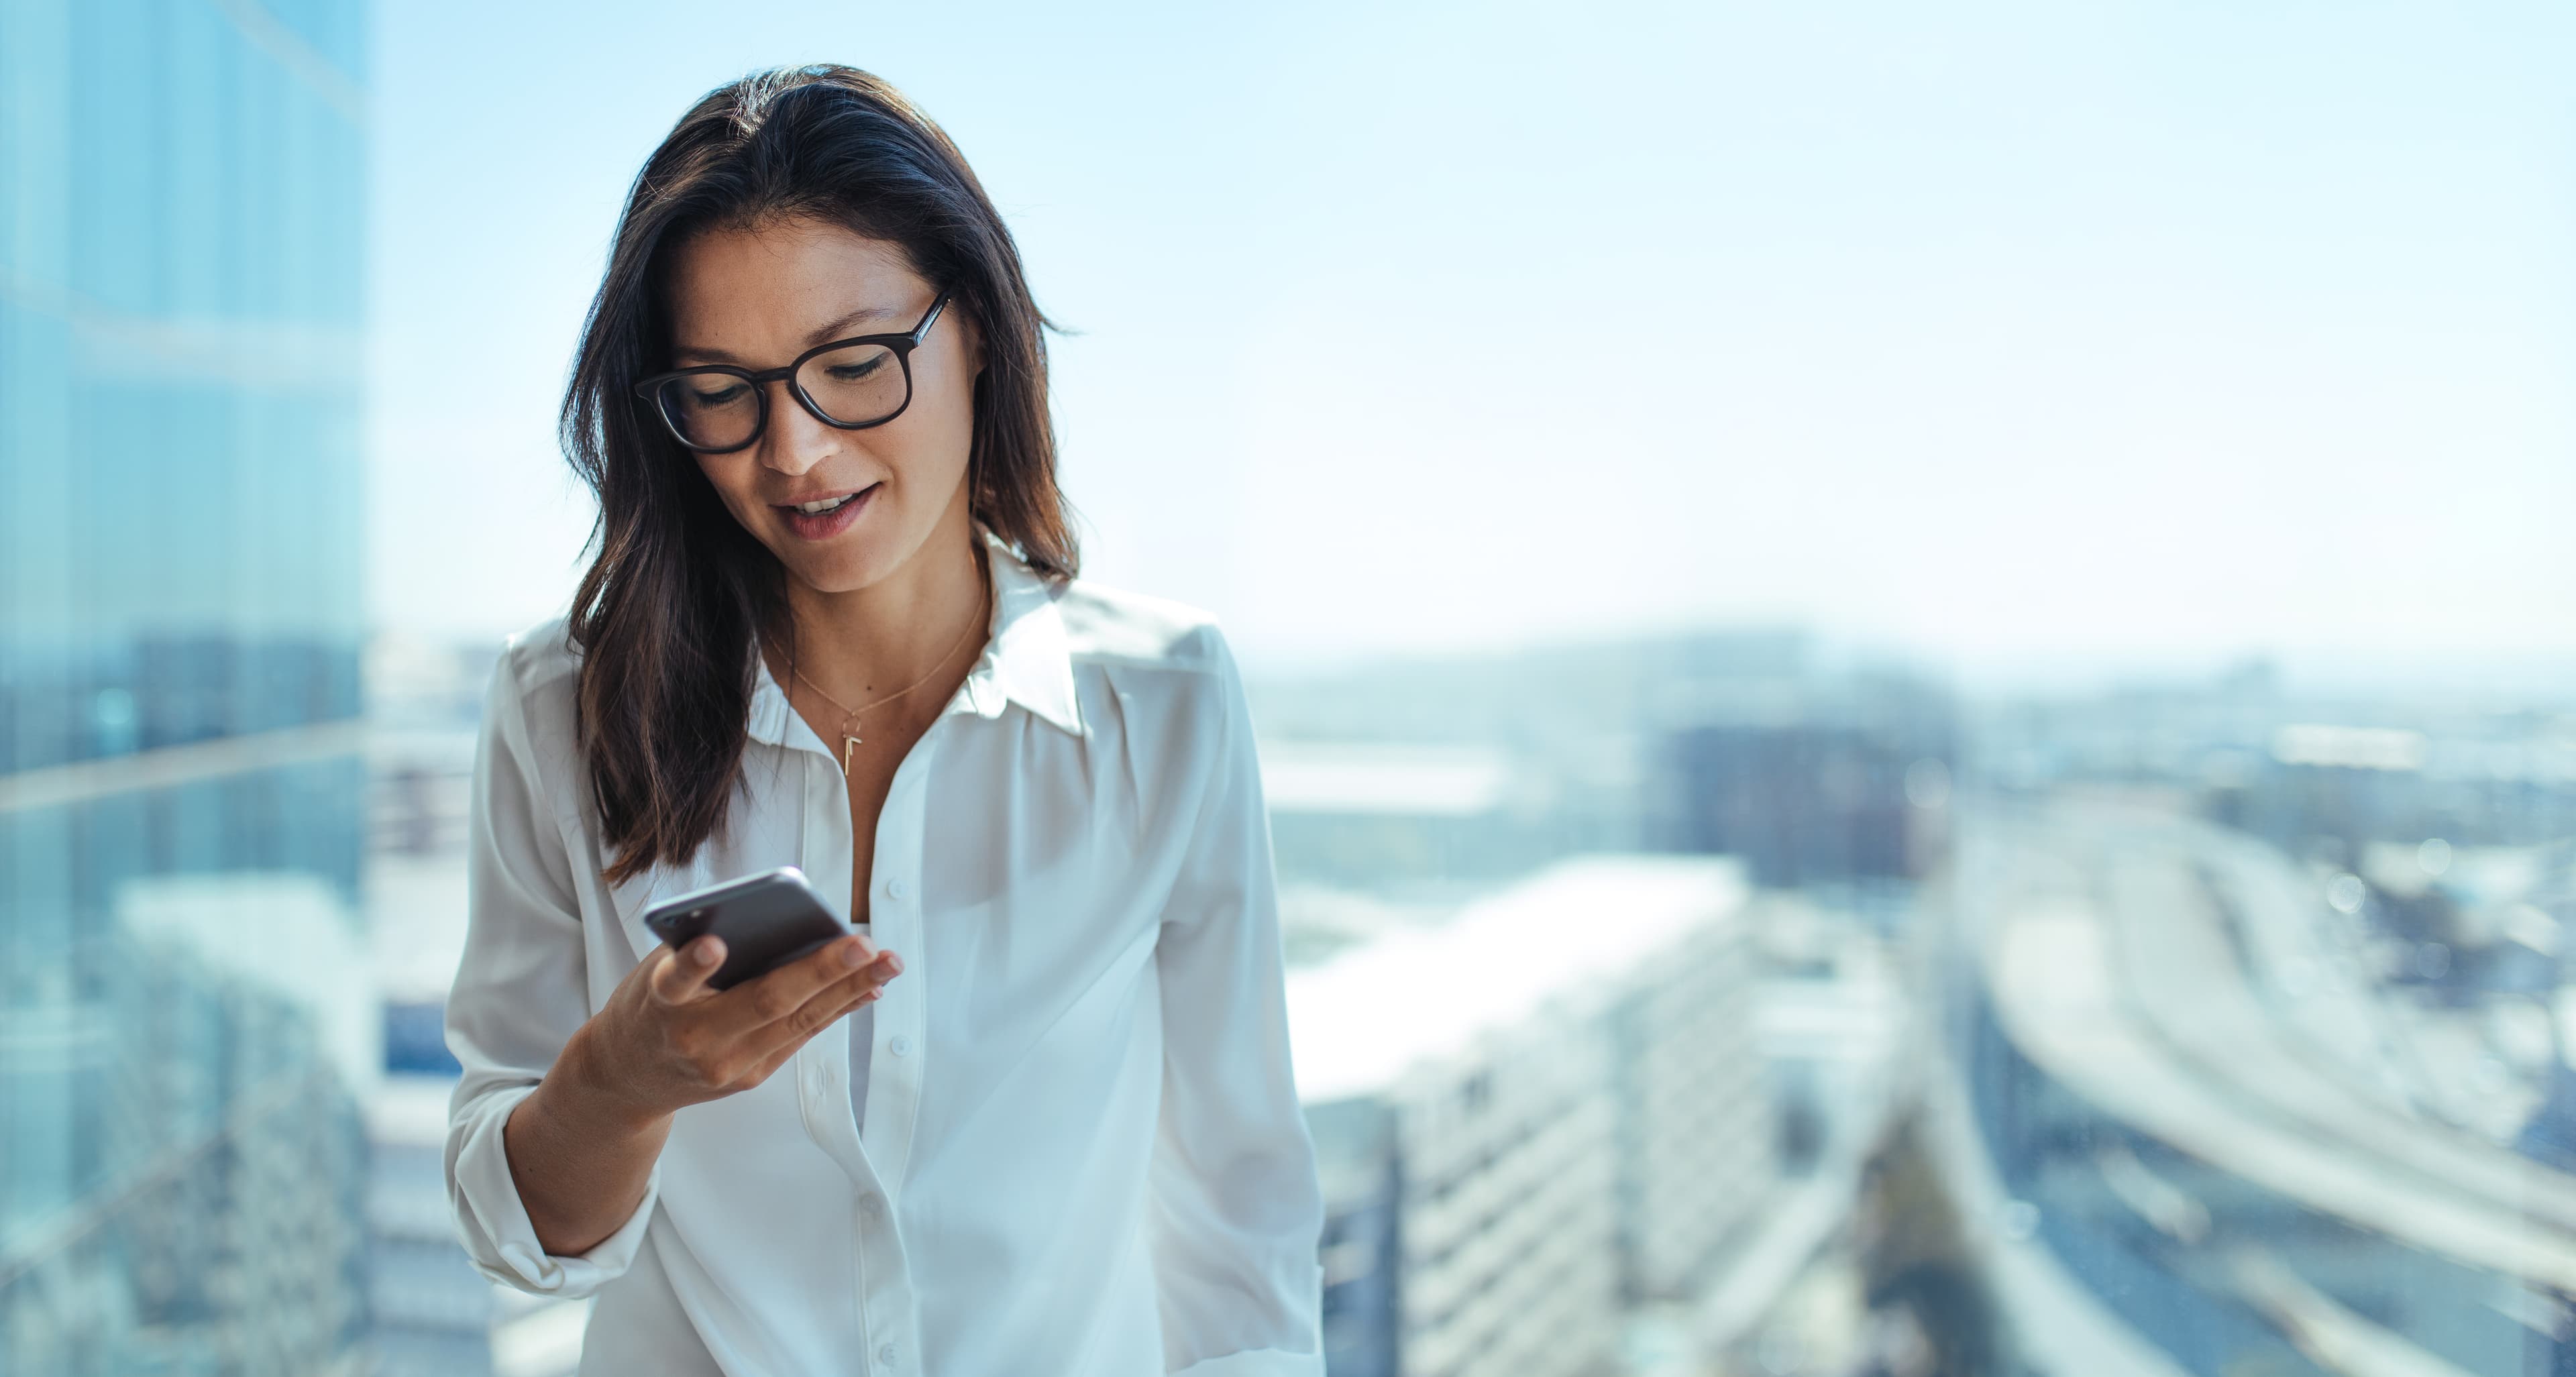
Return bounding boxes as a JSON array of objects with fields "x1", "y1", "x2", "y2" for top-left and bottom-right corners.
[{"x1": 368, "y1": 0, "x2": 2576, "y2": 687}]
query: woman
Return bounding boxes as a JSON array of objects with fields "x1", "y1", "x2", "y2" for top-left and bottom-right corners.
[{"x1": 441, "y1": 64, "x2": 1328, "y2": 1376}]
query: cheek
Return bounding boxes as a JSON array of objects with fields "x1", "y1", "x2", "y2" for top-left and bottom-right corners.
[
  {"x1": 696, "y1": 458, "x2": 767, "y2": 525},
  {"x1": 929, "y1": 365, "x2": 983, "y2": 460},
  {"x1": 879, "y1": 386, "x2": 977, "y2": 488}
]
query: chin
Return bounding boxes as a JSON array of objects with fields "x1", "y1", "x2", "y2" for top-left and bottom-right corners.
[{"x1": 783, "y1": 549, "x2": 885, "y2": 594}]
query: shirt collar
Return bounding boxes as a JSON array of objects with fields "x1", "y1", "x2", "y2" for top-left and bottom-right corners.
[{"x1": 747, "y1": 525, "x2": 1084, "y2": 751}]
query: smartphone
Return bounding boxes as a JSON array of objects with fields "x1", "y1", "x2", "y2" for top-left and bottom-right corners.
[{"x1": 640, "y1": 866, "x2": 859, "y2": 991}]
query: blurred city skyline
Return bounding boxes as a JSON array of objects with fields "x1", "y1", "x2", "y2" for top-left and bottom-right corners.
[
  {"x1": 367, "y1": 0, "x2": 2576, "y2": 692},
  {"x1": 10, "y1": 4, "x2": 2575, "y2": 1370}
]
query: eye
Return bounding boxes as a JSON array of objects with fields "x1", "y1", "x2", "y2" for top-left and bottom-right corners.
[
  {"x1": 687, "y1": 381, "x2": 749, "y2": 406},
  {"x1": 826, "y1": 355, "x2": 886, "y2": 382}
]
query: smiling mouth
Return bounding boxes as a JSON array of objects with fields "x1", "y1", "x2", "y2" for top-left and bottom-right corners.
[{"x1": 778, "y1": 484, "x2": 878, "y2": 516}]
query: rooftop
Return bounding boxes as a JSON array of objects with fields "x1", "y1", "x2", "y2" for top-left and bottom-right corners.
[{"x1": 1287, "y1": 852, "x2": 1749, "y2": 1103}]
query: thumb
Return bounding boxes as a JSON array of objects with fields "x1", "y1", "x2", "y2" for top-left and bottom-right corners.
[{"x1": 650, "y1": 936, "x2": 727, "y2": 1004}]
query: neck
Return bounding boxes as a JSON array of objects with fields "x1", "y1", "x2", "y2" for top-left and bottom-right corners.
[{"x1": 773, "y1": 508, "x2": 990, "y2": 710}]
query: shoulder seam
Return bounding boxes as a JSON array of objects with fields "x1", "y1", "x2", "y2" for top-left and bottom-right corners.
[
  {"x1": 502, "y1": 618, "x2": 583, "y2": 695},
  {"x1": 1050, "y1": 578, "x2": 1228, "y2": 674},
  {"x1": 1069, "y1": 646, "x2": 1226, "y2": 675}
]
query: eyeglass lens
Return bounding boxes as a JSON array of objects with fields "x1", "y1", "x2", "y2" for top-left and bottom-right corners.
[{"x1": 653, "y1": 341, "x2": 908, "y2": 449}]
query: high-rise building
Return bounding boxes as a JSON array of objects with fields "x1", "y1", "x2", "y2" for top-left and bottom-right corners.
[
  {"x1": 1289, "y1": 856, "x2": 1768, "y2": 1377},
  {"x1": 0, "y1": 2, "x2": 372, "y2": 1372},
  {"x1": 1654, "y1": 721, "x2": 1947, "y2": 889}
]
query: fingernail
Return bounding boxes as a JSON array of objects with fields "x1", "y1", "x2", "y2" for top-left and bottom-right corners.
[
  {"x1": 881, "y1": 953, "x2": 902, "y2": 977},
  {"x1": 840, "y1": 941, "x2": 867, "y2": 969},
  {"x1": 694, "y1": 942, "x2": 719, "y2": 966}
]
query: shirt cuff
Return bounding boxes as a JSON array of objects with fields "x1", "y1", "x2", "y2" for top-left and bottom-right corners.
[
  {"x1": 1169, "y1": 1350, "x2": 1329, "y2": 1377},
  {"x1": 450, "y1": 1083, "x2": 662, "y2": 1297}
]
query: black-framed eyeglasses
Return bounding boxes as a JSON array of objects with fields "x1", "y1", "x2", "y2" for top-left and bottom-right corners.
[{"x1": 631, "y1": 288, "x2": 955, "y2": 453}]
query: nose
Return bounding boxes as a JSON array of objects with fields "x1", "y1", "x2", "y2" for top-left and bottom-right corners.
[{"x1": 757, "y1": 376, "x2": 840, "y2": 478}]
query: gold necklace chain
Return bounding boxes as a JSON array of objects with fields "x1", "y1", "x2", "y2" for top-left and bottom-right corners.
[{"x1": 777, "y1": 555, "x2": 992, "y2": 773}]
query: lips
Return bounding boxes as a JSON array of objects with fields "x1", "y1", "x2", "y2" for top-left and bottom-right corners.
[{"x1": 777, "y1": 483, "x2": 878, "y2": 541}]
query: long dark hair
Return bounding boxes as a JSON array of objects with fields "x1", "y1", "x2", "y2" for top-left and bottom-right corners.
[{"x1": 560, "y1": 63, "x2": 1078, "y2": 885}]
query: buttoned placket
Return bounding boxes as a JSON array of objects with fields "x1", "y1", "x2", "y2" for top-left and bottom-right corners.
[
  {"x1": 774, "y1": 679, "x2": 977, "y2": 1377},
  {"x1": 736, "y1": 529, "x2": 1075, "y2": 1375}
]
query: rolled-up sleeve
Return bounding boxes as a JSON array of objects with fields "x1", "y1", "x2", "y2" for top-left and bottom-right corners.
[
  {"x1": 443, "y1": 645, "x2": 661, "y2": 1298},
  {"x1": 1146, "y1": 628, "x2": 1329, "y2": 1377}
]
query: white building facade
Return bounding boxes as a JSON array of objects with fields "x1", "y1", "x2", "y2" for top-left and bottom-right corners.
[{"x1": 1289, "y1": 855, "x2": 1774, "y2": 1377}]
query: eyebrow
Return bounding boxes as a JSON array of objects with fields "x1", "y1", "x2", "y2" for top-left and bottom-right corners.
[{"x1": 673, "y1": 303, "x2": 910, "y2": 365}]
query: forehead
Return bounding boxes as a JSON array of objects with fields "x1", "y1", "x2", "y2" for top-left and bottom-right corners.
[{"x1": 664, "y1": 217, "x2": 924, "y2": 355}]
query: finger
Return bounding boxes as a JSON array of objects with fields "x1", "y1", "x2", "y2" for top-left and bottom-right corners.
[
  {"x1": 843, "y1": 950, "x2": 902, "y2": 999},
  {"x1": 650, "y1": 936, "x2": 727, "y2": 1005},
  {"x1": 722, "y1": 934, "x2": 877, "y2": 1031},
  {"x1": 727, "y1": 980, "x2": 880, "y2": 1091},
  {"x1": 733, "y1": 958, "x2": 888, "y2": 1065},
  {"x1": 733, "y1": 1032, "x2": 812, "y2": 1092}
]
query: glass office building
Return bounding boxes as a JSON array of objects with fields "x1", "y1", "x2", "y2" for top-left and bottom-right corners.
[{"x1": 0, "y1": 1, "x2": 373, "y2": 1372}]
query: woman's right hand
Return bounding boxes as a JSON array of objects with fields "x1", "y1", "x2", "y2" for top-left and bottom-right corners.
[{"x1": 570, "y1": 932, "x2": 903, "y2": 1126}]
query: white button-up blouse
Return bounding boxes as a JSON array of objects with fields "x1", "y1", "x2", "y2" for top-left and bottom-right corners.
[{"x1": 441, "y1": 528, "x2": 1329, "y2": 1376}]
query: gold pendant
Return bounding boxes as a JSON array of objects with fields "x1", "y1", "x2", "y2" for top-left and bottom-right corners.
[{"x1": 843, "y1": 733, "x2": 861, "y2": 773}]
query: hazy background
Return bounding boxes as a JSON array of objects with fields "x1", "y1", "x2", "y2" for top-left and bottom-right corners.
[
  {"x1": 369, "y1": 0, "x2": 2576, "y2": 687},
  {"x1": 10, "y1": 4, "x2": 2572, "y2": 1373}
]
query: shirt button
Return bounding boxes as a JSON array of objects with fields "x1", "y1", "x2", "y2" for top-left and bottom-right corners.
[
  {"x1": 885, "y1": 877, "x2": 908, "y2": 900},
  {"x1": 890, "y1": 1035, "x2": 912, "y2": 1057},
  {"x1": 876, "y1": 1341, "x2": 899, "y2": 1366},
  {"x1": 859, "y1": 1193, "x2": 884, "y2": 1218}
]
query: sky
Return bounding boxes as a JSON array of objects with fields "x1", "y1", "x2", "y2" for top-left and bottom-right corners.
[{"x1": 368, "y1": 0, "x2": 2576, "y2": 690}]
